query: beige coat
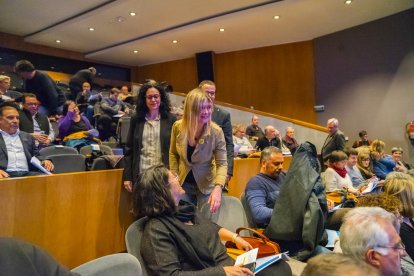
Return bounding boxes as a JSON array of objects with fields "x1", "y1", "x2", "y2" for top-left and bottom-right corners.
[{"x1": 169, "y1": 120, "x2": 227, "y2": 195}]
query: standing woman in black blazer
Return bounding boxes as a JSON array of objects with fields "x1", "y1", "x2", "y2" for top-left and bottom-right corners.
[{"x1": 123, "y1": 83, "x2": 176, "y2": 192}]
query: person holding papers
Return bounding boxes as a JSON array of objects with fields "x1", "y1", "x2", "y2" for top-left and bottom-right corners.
[
  {"x1": 133, "y1": 165, "x2": 292, "y2": 275},
  {"x1": 0, "y1": 105, "x2": 53, "y2": 178}
]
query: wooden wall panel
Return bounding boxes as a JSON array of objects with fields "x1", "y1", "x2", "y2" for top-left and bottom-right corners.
[
  {"x1": 214, "y1": 41, "x2": 316, "y2": 123},
  {"x1": 137, "y1": 57, "x2": 198, "y2": 93},
  {"x1": 0, "y1": 170, "x2": 134, "y2": 268}
]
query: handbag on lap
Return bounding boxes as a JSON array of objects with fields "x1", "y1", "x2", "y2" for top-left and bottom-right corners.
[{"x1": 225, "y1": 227, "x2": 281, "y2": 258}]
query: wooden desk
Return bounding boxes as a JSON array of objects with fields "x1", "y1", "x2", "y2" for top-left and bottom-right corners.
[
  {"x1": 0, "y1": 169, "x2": 134, "y2": 268},
  {"x1": 228, "y1": 156, "x2": 291, "y2": 199}
]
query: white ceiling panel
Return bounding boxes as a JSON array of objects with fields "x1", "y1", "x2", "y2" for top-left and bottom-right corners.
[{"x1": 0, "y1": 0, "x2": 413, "y2": 66}]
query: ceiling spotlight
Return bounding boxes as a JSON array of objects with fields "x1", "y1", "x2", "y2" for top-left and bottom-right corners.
[
  {"x1": 344, "y1": 0, "x2": 352, "y2": 4},
  {"x1": 172, "y1": 40, "x2": 178, "y2": 44},
  {"x1": 88, "y1": 27, "x2": 95, "y2": 31},
  {"x1": 129, "y1": 12, "x2": 136, "y2": 16},
  {"x1": 115, "y1": 16, "x2": 126, "y2": 22},
  {"x1": 273, "y1": 15, "x2": 280, "y2": 20},
  {"x1": 219, "y1": 28, "x2": 225, "y2": 32},
  {"x1": 133, "y1": 50, "x2": 138, "y2": 54},
  {"x1": 55, "y1": 40, "x2": 61, "y2": 43}
]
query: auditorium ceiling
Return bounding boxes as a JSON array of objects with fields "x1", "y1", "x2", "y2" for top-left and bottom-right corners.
[{"x1": 0, "y1": 0, "x2": 413, "y2": 66}]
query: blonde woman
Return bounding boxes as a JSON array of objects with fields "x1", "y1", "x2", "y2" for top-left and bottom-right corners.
[
  {"x1": 169, "y1": 88, "x2": 227, "y2": 213},
  {"x1": 232, "y1": 124, "x2": 255, "y2": 157},
  {"x1": 383, "y1": 172, "x2": 414, "y2": 260},
  {"x1": 370, "y1": 139, "x2": 396, "y2": 179}
]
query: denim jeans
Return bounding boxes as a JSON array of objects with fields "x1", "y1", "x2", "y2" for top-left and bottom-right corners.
[{"x1": 181, "y1": 181, "x2": 210, "y2": 211}]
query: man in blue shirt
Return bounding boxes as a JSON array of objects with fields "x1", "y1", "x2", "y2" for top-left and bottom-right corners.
[{"x1": 245, "y1": 146, "x2": 286, "y2": 228}]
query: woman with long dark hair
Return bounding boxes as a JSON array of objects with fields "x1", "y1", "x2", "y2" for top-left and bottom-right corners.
[
  {"x1": 133, "y1": 165, "x2": 292, "y2": 275},
  {"x1": 123, "y1": 83, "x2": 176, "y2": 192}
]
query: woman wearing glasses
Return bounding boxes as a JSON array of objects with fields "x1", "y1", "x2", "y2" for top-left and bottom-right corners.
[
  {"x1": 170, "y1": 88, "x2": 227, "y2": 213},
  {"x1": 357, "y1": 152, "x2": 375, "y2": 180},
  {"x1": 123, "y1": 83, "x2": 176, "y2": 192}
]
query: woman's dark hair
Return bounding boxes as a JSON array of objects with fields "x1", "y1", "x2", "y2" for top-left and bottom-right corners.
[
  {"x1": 62, "y1": 100, "x2": 75, "y2": 116},
  {"x1": 328, "y1": 150, "x2": 348, "y2": 163},
  {"x1": 132, "y1": 165, "x2": 176, "y2": 218},
  {"x1": 135, "y1": 83, "x2": 171, "y2": 120},
  {"x1": 358, "y1": 130, "x2": 367, "y2": 138}
]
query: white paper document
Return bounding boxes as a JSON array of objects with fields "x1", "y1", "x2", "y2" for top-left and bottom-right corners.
[
  {"x1": 234, "y1": 248, "x2": 288, "y2": 274},
  {"x1": 30, "y1": 156, "x2": 52, "y2": 175}
]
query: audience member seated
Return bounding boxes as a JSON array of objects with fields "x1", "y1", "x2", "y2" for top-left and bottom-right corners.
[
  {"x1": 322, "y1": 150, "x2": 360, "y2": 195},
  {"x1": 344, "y1": 148, "x2": 365, "y2": 188},
  {"x1": 357, "y1": 152, "x2": 375, "y2": 180},
  {"x1": 19, "y1": 93, "x2": 55, "y2": 149},
  {"x1": 58, "y1": 100, "x2": 98, "y2": 149},
  {"x1": 75, "y1": 82, "x2": 101, "y2": 125},
  {"x1": 245, "y1": 146, "x2": 286, "y2": 228},
  {"x1": 370, "y1": 139, "x2": 396, "y2": 180},
  {"x1": 340, "y1": 207, "x2": 407, "y2": 276},
  {"x1": 392, "y1": 147, "x2": 412, "y2": 172},
  {"x1": 352, "y1": 130, "x2": 372, "y2": 148},
  {"x1": 282, "y1": 126, "x2": 299, "y2": 155},
  {"x1": 383, "y1": 172, "x2": 414, "y2": 261},
  {"x1": 303, "y1": 253, "x2": 380, "y2": 276},
  {"x1": 0, "y1": 106, "x2": 54, "y2": 178},
  {"x1": 0, "y1": 238, "x2": 75, "y2": 276},
  {"x1": 245, "y1": 115, "x2": 264, "y2": 141},
  {"x1": 232, "y1": 124, "x2": 255, "y2": 157},
  {"x1": 118, "y1": 85, "x2": 131, "y2": 101},
  {"x1": 263, "y1": 142, "x2": 330, "y2": 260},
  {"x1": 97, "y1": 88, "x2": 129, "y2": 141},
  {"x1": 69, "y1": 67, "x2": 96, "y2": 100},
  {"x1": 255, "y1": 125, "x2": 281, "y2": 151},
  {"x1": 0, "y1": 75, "x2": 18, "y2": 104},
  {"x1": 14, "y1": 60, "x2": 64, "y2": 116},
  {"x1": 321, "y1": 118, "x2": 346, "y2": 163},
  {"x1": 133, "y1": 165, "x2": 293, "y2": 275}
]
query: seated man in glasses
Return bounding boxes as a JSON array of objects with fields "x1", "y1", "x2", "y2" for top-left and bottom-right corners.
[
  {"x1": 340, "y1": 207, "x2": 407, "y2": 276},
  {"x1": 19, "y1": 93, "x2": 55, "y2": 149}
]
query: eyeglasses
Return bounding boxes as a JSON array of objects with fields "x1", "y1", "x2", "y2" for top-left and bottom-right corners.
[
  {"x1": 374, "y1": 243, "x2": 406, "y2": 255},
  {"x1": 146, "y1": 94, "x2": 160, "y2": 100},
  {"x1": 362, "y1": 158, "x2": 370, "y2": 161}
]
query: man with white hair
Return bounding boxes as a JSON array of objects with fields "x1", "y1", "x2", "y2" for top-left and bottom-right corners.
[
  {"x1": 340, "y1": 207, "x2": 407, "y2": 276},
  {"x1": 321, "y1": 118, "x2": 346, "y2": 162},
  {"x1": 255, "y1": 125, "x2": 281, "y2": 151}
]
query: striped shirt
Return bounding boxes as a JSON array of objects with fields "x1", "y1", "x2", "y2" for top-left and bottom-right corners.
[{"x1": 139, "y1": 115, "x2": 162, "y2": 171}]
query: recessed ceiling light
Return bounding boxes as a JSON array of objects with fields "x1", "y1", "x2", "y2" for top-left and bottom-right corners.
[
  {"x1": 55, "y1": 40, "x2": 61, "y2": 43},
  {"x1": 116, "y1": 16, "x2": 126, "y2": 22},
  {"x1": 133, "y1": 50, "x2": 138, "y2": 54},
  {"x1": 219, "y1": 28, "x2": 225, "y2": 32},
  {"x1": 172, "y1": 40, "x2": 178, "y2": 44},
  {"x1": 88, "y1": 27, "x2": 95, "y2": 31},
  {"x1": 344, "y1": 0, "x2": 352, "y2": 4},
  {"x1": 129, "y1": 12, "x2": 136, "y2": 16},
  {"x1": 273, "y1": 15, "x2": 280, "y2": 20}
]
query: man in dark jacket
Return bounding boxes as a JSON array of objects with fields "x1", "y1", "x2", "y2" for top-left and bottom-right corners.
[
  {"x1": 199, "y1": 80, "x2": 234, "y2": 185},
  {"x1": 19, "y1": 93, "x2": 55, "y2": 148},
  {"x1": 69, "y1": 67, "x2": 96, "y2": 100},
  {"x1": 321, "y1": 118, "x2": 346, "y2": 163},
  {"x1": 14, "y1": 60, "x2": 64, "y2": 116}
]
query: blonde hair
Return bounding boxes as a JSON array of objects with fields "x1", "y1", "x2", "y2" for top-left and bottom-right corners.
[
  {"x1": 0, "y1": 75, "x2": 11, "y2": 82},
  {"x1": 370, "y1": 139, "x2": 385, "y2": 160},
  {"x1": 232, "y1": 124, "x2": 245, "y2": 135},
  {"x1": 181, "y1": 88, "x2": 212, "y2": 143},
  {"x1": 383, "y1": 172, "x2": 414, "y2": 218}
]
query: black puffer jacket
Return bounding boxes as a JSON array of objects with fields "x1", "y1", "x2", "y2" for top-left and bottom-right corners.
[{"x1": 264, "y1": 141, "x2": 328, "y2": 261}]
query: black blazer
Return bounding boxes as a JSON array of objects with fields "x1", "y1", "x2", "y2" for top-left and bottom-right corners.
[
  {"x1": 0, "y1": 131, "x2": 38, "y2": 171},
  {"x1": 123, "y1": 113, "x2": 176, "y2": 184},
  {"x1": 321, "y1": 130, "x2": 346, "y2": 162},
  {"x1": 211, "y1": 106, "x2": 234, "y2": 176}
]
